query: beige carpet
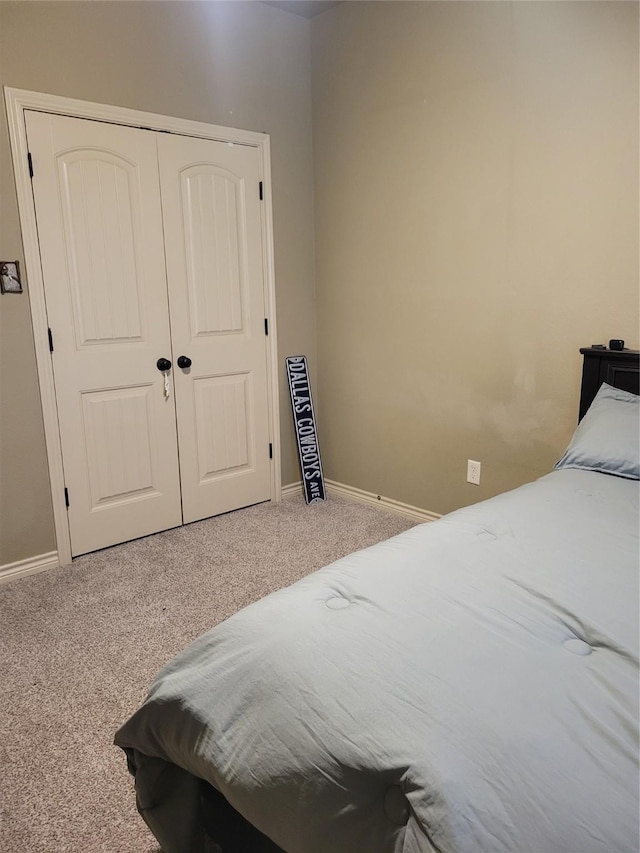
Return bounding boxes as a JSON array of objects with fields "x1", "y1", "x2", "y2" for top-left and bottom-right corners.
[{"x1": 0, "y1": 493, "x2": 416, "y2": 852}]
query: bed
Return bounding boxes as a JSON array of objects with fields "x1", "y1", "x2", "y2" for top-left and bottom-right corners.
[{"x1": 115, "y1": 346, "x2": 640, "y2": 853}]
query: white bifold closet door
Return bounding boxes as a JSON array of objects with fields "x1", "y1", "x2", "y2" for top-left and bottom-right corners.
[
  {"x1": 158, "y1": 133, "x2": 270, "y2": 525},
  {"x1": 25, "y1": 111, "x2": 271, "y2": 557}
]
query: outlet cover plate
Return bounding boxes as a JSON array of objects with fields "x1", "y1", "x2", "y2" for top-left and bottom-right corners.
[{"x1": 467, "y1": 459, "x2": 481, "y2": 485}]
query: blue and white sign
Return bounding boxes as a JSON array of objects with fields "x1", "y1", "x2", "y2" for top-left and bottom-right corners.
[{"x1": 286, "y1": 356, "x2": 326, "y2": 504}]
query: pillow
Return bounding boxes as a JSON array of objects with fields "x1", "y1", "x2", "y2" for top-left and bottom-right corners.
[{"x1": 555, "y1": 382, "x2": 639, "y2": 479}]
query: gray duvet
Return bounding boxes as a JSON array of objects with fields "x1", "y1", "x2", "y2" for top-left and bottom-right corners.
[{"x1": 115, "y1": 469, "x2": 639, "y2": 853}]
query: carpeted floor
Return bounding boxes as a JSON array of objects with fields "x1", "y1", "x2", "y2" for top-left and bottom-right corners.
[{"x1": 0, "y1": 493, "x2": 416, "y2": 852}]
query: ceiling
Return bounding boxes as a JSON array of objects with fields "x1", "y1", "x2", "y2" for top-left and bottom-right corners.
[{"x1": 262, "y1": 1, "x2": 342, "y2": 19}]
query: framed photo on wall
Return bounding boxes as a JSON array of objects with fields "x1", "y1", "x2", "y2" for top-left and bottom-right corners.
[{"x1": 0, "y1": 261, "x2": 22, "y2": 294}]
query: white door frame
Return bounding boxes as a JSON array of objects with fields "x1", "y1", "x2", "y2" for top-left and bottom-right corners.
[{"x1": 4, "y1": 87, "x2": 281, "y2": 566}]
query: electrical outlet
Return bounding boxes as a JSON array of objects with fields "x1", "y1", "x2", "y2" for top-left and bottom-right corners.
[{"x1": 467, "y1": 459, "x2": 481, "y2": 485}]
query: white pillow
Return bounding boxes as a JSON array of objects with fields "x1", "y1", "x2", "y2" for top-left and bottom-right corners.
[{"x1": 555, "y1": 383, "x2": 639, "y2": 480}]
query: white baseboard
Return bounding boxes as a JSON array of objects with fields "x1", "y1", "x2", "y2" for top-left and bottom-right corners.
[
  {"x1": 281, "y1": 481, "x2": 304, "y2": 498},
  {"x1": 0, "y1": 550, "x2": 59, "y2": 584},
  {"x1": 281, "y1": 479, "x2": 440, "y2": 524},
  {"x1": 326, "y1": 480, "x2": 440, "y2": 523}
]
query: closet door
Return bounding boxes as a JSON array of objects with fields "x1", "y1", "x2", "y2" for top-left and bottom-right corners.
[
  {"x1": 158, "y1": 134, "x2": 272, "y2": 523},
  {"x1": 25, "y1": 111, "x2": 182, "y2": 556}
]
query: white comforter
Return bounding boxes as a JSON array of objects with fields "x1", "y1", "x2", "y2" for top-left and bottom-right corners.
[{"x1": 116, "y1": 469, "x2": 639, "y2": 853}]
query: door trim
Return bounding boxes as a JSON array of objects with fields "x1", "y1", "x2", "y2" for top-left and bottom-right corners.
[{"x1": 4, "y1": 87, "x2": 281, "y2": 566}]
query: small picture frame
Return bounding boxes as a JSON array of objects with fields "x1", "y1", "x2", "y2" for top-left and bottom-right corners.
[{"x1": 0, "y1": 261, "x2": 22, "y2": 294}]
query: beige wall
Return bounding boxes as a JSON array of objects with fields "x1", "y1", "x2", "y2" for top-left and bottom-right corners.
[
  {"x1": 0, "y1": 1, "x2": 316, "y2": 564},
  {"x1": 312, "y1": 1, "x2": 639, "y2": 515}
]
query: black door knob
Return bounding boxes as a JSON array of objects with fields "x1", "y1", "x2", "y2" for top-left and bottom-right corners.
[
  {"x1": 156, "y1": 358, "x2": 172, "y2": 372},
  {"x1": 177, "y1": 355, "x2": 192, "y2": 369}
]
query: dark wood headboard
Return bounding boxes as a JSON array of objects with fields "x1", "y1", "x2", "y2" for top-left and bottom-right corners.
[{"x1": 579, "y1": 346, "x2": 640, "y2": 420}]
